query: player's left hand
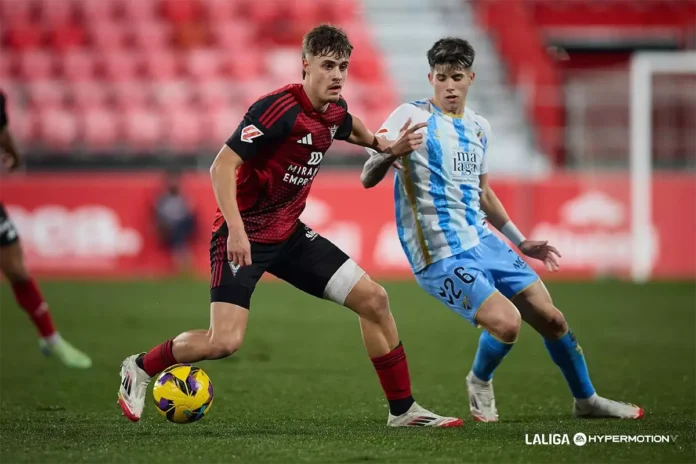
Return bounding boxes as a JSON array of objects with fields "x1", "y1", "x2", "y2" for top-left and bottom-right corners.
[{"x1": 519, "y1": 240, "x2": 561, "y2": 272}]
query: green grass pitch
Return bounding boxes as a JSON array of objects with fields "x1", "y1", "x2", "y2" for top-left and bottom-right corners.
[{"x1": 1, "y1": 279, "x2": 694, "y2": 463}]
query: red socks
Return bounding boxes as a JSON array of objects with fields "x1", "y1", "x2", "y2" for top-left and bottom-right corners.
[
  {"x1": 11, "y1": 278, "x2": 56, "y2": 338},
  {"x1": 371, "y1": 342, "x2": 415, "y2": 415},
  {"x1": 139, "y1": 339, "x2": 178, "y2": 377}
]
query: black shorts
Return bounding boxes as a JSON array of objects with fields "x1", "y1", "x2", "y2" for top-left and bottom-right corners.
[
  {"x1": 0, "y1": 203, "x2": 19, "y2": 247},
  {"x1": 210, "y1": 222, "x2": 351, "y2": 309}
]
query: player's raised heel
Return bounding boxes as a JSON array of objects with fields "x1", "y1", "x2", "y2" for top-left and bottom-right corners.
[
  {"x1": 573, "y1": 394, "x2": 644, "y2": 419},
  {"x1": 466, "y1": 371, "x2": 499, "y2": 422},
  {"x1": 387, "y1": 402, "x2": 463, "y2": 427},
  {"x1": 117, "y1": 354, "x2": 151, "y2": 422}
]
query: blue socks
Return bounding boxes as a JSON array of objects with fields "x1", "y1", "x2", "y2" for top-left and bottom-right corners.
[
  {"x1": 472, "y1": 330, "x2": 514, "y2": 382},
  {"x1": 544, "y1": 330, "x2": 595, "y2": 399}
]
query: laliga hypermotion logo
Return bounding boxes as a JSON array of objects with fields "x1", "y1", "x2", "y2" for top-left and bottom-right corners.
[{"x1": 525, "y1": 433, "x2": 678, "y2": 446}]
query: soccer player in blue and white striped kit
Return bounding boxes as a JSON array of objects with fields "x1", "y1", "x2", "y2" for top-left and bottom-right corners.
[{"x1": 361, "y1": 38, "x2": 642, "y2": 421}]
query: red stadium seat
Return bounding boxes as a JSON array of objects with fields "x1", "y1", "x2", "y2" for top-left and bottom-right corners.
[
  {"x1": 183, "y1": 49, "x2": 222, "y2": 80},
  {"x1": 87, "y1": 20, "x2": 130, "y2": 49},
  {"x1": 37, "y1": 0, "x2": 77, "y2": 25},
  {"x1": 4, "y1": 24, "x2": 44, "y2": 49},
  {"x1": 48, "y1": 23, "x2": 87, "y2": 50},
  {"x1": 222, "y1": 49, "x2": 264, "y2": 81},
  {"x1": 18, "y1": 51, "x2": 55, "y2": 80},
  {"x1": 101, "y1": 51, "x2": 141, "y2": 81},
  {"x1": 0, "y1": 0, "x2": 34, "y2": 23},
  {"x1": 203, "y1": 104, "x2": 246, "y2": 145},
  {"x1": 162, "y1": 107, "x2": 204, "y2": 151},
  {"x1": 37, "y1": 106, "x2": 80, "y2": 149},
  {"x1": 194, "y1": 79, "x2": 234, "y2": 112},
  {"x1": 69, "y1": 81, "x2": 111, "y2": 109},
  {"x1": 79, "y1": 0, "x2": 118, "y2": 22},
  {"x1": 60, "y1": 50, "x2": 98, "y2": 82},
  {"x1": 0, "y1": 52, "x2": 16, "y2": 79},
  {"x1": 112, "y1": 81, "x2": 151, "y2": 109},
  {"x1": 131, "y1": 20, "x2": 172, "y2": 51},
  {"x1": 80, "y1": 105, "x2": 120, "y2": 150},
  {"x1": 121, "y1": 106, "x2": 163, "y2": 150},
  {"x1": 142, "y1": 51, "x2": 180, "y2": 80},
  {"x1": 152, "y1": 81, "x2": 194, "y2": 109},
  {"x1": 211, "y1": 21, "x2": 254, "y2": 50},
  {"x1": 265, "y1": 48, "x2": 301, "y2": 83},
  {"x1": 28, "y1": 81, "x2": 68, "y2": 110},
  {"x1": 118, "y1": 0, "x2": 157, "y2": 21},
  {"x1": 7, "y1": 104, "x2": 35, "y2": 143},
  {"x1": 203, "y1": 0, "x2": 241, "y2": 22},
  {"x1": 161, "y1": 0, "x2": 200, "y2": 23}
]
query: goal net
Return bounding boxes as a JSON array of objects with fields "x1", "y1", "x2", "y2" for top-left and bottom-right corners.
[
  {"x1": 629, "y1": 52, "x2": 696, "y2": 282},
  {"x1": 562, "y1": 51, "x2": 695, "y2": 282}
]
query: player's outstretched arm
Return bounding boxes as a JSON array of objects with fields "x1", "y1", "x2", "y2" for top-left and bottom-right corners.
[
  {"x1": 210, "y1": 145, "x2": 251, "y2": 266},
  {"x1": 359, "y1": 118, "x2": 427, "y2": 188},
  {"x1": 480, "y1": 173, "x2": 560, "y2": 271}
]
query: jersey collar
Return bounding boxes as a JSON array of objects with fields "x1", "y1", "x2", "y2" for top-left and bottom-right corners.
[
  {"x1": 295, "y1": 84, "x2": 327, "y2": 114},
  {"x1": 430, "y1": 99, "x2": 466, "y2": 119}
]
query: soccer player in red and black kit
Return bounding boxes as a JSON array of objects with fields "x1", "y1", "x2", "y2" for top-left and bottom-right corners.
[
  {"x1": 0, "y1": 90, "x2": 91, "y2": 368},
  {"x1": 118, "y1": 25, "x2": 463, "y2": 427}
]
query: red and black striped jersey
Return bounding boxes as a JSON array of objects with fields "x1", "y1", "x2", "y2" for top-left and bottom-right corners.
[{"x1": 214, "y1": 83, "x2": 352, "y2": 243}]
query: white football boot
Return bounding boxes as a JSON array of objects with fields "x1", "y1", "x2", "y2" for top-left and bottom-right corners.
[
  {"x1": 466, "y1": 371, "x2": 499, "y2": 422},
  {"x1": 118, "y1": 354, "x2": 151, "y2": 422},
  {"x1": 574, "y1": 394, "x2": 644, "y2": 419},
  {"x1": 387, "y1": 402, "x2": 464, "y2": 427}
]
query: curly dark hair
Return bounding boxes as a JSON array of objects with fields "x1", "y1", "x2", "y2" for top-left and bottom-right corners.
[
  {"x1": 427, "y1": 37, "x2": 475, "y2": 71},
  {"x1": 302, "y1": 24, "x2": 353, "y2": 78}
]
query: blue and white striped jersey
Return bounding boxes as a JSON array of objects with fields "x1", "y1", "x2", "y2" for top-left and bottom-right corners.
[{"x1": 368, "y1": 99, "x2": 493, "y2": 273}]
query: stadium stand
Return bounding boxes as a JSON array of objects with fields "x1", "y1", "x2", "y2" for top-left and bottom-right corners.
[{"x1": 0, "y1": 0, "x2": 397, "y2": 155}]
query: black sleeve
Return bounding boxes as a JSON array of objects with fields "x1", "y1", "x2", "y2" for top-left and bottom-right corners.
[
  {"x1": 225, "y1": 92, "x2": 294, "y2": 161},
  {"x1": 0, "y1": 91, "x2": 7, "y2": 131},
  {"x1": 334, "y1": 97, "x2": 353, "y2": 141}
]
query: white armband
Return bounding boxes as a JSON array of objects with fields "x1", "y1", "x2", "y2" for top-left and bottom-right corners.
[{"x1": 501, "y1": 221, "x2": 526, "y2": 246}]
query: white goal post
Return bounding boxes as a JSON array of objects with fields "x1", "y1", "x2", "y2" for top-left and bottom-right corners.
[{"x1": 629, "y1": 51, "x2": 696, "y2": 283}]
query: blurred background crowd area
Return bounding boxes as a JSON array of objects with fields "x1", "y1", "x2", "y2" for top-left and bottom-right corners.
[{"x1": 2, "y1": 0, "x2": 694, "y2": 174}]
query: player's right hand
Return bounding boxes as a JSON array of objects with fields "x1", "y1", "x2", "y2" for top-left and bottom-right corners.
[
  {"x1": 227, "y1": 230, "x2": 252, "y2": 267},
  {"x1": 387, "y1": 118, "x2": 428, "y2": 158}
]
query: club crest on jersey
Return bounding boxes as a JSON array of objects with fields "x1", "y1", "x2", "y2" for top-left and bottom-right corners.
[
  {"x1": 240, "y1": 124, "x2": 263, "y2": 143},
  {"x1": 329, "y1": 125, "x2": 339, "y2": 140},
  {"x1": 229, "y1": 263, "x2": 241, "y2": 276}
]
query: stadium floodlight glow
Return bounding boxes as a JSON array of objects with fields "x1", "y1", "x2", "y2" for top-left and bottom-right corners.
[{"x1": 629, "y1": 51, "x2": 696, "y2": 283}]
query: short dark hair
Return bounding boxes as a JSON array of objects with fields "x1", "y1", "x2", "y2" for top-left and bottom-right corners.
[
  {"x1": 427, "y1": 38, "x2": 475, "y2": 71},
  {"x1": 302, "y1": 24, "x2": 353, "y2": 78}
]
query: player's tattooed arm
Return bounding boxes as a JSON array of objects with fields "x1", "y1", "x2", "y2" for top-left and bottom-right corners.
[
  {"x1": 361, "y1": 151, "x2": 399, "y2": 189},
  {"x1": 361, "y1": 118, "x2": 427, "y2": 188}
]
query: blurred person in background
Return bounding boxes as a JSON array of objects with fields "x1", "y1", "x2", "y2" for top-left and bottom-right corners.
[
  {"x1": 0, "y1": 90, "x2": 91, "y2": 369},
  {"x1": 154, "y1": 170, "x2": 197, "y2": 275}
]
